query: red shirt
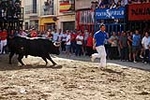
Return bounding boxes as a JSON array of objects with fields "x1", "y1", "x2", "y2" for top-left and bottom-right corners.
[
  {"x1": 0, "y1": 31, "x2": 7, "y2": 40},
  {"x1": 30, "y1": 30, "x2": 38, "y2": 37},
  {"x1": 86, "y1": 36, "x2": 93, "y2": 47},
  {"x1": 71, "y1": 33, "x2": 77, "y2": 42}
]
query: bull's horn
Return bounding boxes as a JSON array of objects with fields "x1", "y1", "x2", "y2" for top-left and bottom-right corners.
[{"x1": 53, "y1": 42, "x2": 60, "y2": 47}]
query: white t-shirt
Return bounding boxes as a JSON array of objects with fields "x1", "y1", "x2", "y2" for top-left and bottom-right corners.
[
  {"x1": 76, "y1": 35, "x2": 83, "y2": 45},
  {"x1": 62, "y1": 34, "x2": 67, "y2": 42},
  {"x1": 141, "y1": 36, "x2": 150, "y2": 49},
  {"x1": 58, "y1": 33, "x2": 63, "y2": 42},
  {"x1": 53, "y1": 33, "x2": 59, "y2": 42},
  {"x1": 66, "y1": 34, "x2": 71, "y2": 45}
]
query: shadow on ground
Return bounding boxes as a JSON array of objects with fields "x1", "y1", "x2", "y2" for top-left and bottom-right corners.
[
  {"x1": 0, "y1": 54, "x2": 150, "y2": 71},
  {"x1": 0, "y1": 54, "x2": 62, "y2": 71}
]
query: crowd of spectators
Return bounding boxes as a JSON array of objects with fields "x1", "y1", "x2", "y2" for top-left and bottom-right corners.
[
  {"x1": 0, "y1": 28, "x2": 150, "y2": 65},
  {"x1": 3, "y1": 28, "x2": 150, "y2": 64}
]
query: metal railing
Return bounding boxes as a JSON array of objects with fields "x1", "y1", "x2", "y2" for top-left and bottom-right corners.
[
  {"x1": 40, "y1": 5, "x2": 55, "y2": 16},
  {"x1": 24, "y1": 5, "x2": 38, "y2": 14},
  {"x1": 24, "y1": 4, "x2": 56, "y2": 16}
]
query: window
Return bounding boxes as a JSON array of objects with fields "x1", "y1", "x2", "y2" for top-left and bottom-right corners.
[
  {"x1": 32, "y1": 0, "x2": 37, "y2": 13},
  {"x1": 43, "y1": 0, "x2": 54, "y2": 15}
]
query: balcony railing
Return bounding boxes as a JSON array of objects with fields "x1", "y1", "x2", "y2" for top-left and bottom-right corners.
[
  {"x1": 40, "y1": 5, "x2": 55, "y2": 16},
  {"x1": 25, "y1": 5, "x2": 55, "y2": 16},
  {"x1": 24, "y1": 5, "x2": 38, "y2": 14}
]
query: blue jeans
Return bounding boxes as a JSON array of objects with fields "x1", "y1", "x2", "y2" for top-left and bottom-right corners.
[{"x1": 75, "y1": 44, "x2": 82, "y2": 56}]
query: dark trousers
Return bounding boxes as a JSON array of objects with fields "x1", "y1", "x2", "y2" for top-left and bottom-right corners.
[
  {"x1": 71, "y1": 41, "x2": 76, "y2": 53},
  {"x1": 75, "y1": 44, "x2": 82, "y2": 56},
  {"x1": 86, "y1": 46, "x2": 93, "y2": 56},
  {"x1": 104, "y1": 44, "x2": 111, "y2": 59},
  {"x1": 149, "y1": 50, "x2": 150, "y2": 63},
  {"x1": 120, "y1": 47, "x2": 128, "y2": 61},
  {"x1": 144, "y1": 49, "x2": 149, "y2": 62},
  {"x1": 61, "y1": 41, "x2": 66, "y2": 51},
  {"x1": 109, "y1": 46, "x2": 119, "y2": 59}
]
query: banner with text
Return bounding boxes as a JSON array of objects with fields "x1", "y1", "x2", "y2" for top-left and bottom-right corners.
[
  {"x1": 128, "y1": 3, "x2": 150, "y2": 21},
  {"x1": 95, "y1": 7, "x2": 125, "y2": 19}
]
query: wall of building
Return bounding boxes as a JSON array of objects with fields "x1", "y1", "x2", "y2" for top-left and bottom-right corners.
[
  {"x1": 23, "y1": 0, "x2": 76, "y2": 31},
  {"x1": 75, "y1": 0, "x2": 93, "y2": 10},
  {"x1": 56, "y1": 0, "x2": 75, "y2": 31},
  {"x1": 57, "y1": 14, "x2": 75, "y2": 31},
  {"x1": 23, "y1": 0, "x2": 40, "y2": 30}
]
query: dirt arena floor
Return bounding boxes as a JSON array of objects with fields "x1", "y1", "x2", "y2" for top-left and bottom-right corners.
[{"x1": 0, "y1": 54, "x2": 150, "y2": 100}]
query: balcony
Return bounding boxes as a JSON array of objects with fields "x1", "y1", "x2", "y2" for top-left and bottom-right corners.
[
  {"x1": 24, "y1": 5, "x2": 39, "y2": 16},
  {"x1": 40, "y1": 5, "x2": 55, "y2": 16}
]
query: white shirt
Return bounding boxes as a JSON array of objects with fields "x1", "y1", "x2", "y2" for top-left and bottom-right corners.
[
  {"x1": 52, "y1": 33, "x2": 59, "y2": 42},
  {"x1": 58, "y1": 33, "x2": 63, "y2": 42},
  {"x1": 66, "y1": 34, "x2": 71, "y2": 45},
  {"x1": 62, "y1": 34, "x2": 67, "y2": 41},
  {"x1": 76, "y1": 35, "x2": 83, "y2": 45},
  {"x1": 141, "y1": 36, "x2": 150, "y2": 49},
  {"x1": 84, "y1": 32, "x2": 89, "y2": 41}
]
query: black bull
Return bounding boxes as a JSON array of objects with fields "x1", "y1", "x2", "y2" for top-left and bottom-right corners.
[{"x1": 8, "y1": 36, "x2": 60, "y2": 66}]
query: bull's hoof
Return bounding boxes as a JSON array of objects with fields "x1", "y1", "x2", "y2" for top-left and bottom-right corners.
[
  {"x1": 19, "y1": 63, "x2": 25, "y2": 67},
  {"x1": 53, "y1": 63, "x2": 57, "y2": 66}
]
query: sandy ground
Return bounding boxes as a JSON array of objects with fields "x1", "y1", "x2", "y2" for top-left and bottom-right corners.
[{"x1": 0, "y1": 54, "x2": 150, "y2": 100}]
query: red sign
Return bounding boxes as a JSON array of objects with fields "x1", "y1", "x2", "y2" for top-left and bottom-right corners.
[{"x1": 128, "y1": 3, "x2": 150, "y2": 21}]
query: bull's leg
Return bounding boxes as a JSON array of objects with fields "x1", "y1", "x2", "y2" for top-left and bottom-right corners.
[
  {"x1": 42, "y1": 57, "x2": 48, "y2": 65},
  {"x1": 9, "y1": 52, "x2": 15, "y2": 64},
  {"x1": 46, "y1": 55, "x2": 57, "y2": 66},
  {"x1": 18, "y1": 55, "x2": 24, "y2": 66}
]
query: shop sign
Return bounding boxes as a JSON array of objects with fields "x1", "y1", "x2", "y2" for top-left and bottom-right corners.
[{"x1": 128, "y1": 3, "x2": 150, "y2": 21}]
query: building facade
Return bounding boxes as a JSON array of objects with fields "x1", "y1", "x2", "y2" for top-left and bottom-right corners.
[
  {"x1": 23, "y1": 0, "x2": 40, "y2": 30},
  {"x1": 127, "y1": 3, "x2": 150, "y2": 32},
  {"x1": 39, "y1": 0, "x2": 57, "y2": 31},
  {"x1": 75, "y1": 0, "x2": 127, "y2": 33},
  {"x1": 23, "y1": 0, "x2": 75, "y2": 31},
  {"x1": 57, "y1": 0, "x2": 75, "y2": 32},
  {"x1": 75, "y1": 0, "x2": 95, "y2": 32}
]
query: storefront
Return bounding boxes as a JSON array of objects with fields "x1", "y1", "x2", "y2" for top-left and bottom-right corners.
[
  {"x1": 57, "y1": 0, "x2": 75, "y2": 32},
  {"x1": 57, "y1": 14, "x2": 75, "y2": 32},
  {"x1": 76, "y1": 9, "x2": 94, "y2": 33},
  {"x1": 39, "y1": 17, "x2": 56, "y2": 31},
  {"x1": 127, "y1": 3, "x2": 150, "y2": 33},
  {"x1": 76, "y1": 6, "x2": 126, "y2": 34}
]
